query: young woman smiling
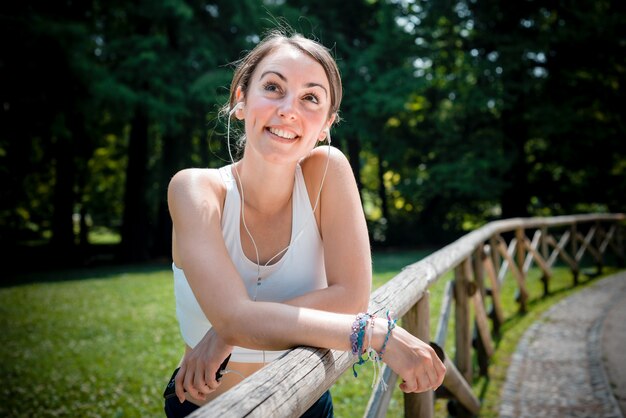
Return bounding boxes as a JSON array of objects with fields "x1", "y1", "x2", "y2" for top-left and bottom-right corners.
[{"x1": 164, "y1": 30, "x2": 445, "y2": 418}]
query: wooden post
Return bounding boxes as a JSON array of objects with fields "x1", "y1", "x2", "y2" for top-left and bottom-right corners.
[
  {"x1": 482, "y1": 247, "x2": 505, "y2": 336},
  {"x1": 515, "y1": 228, "x2": 527, "y2": 310},
  {"x1": 541, "y1": 226, "x2": 549, "y2": 260},
  {"x1": 472, "y1": 249, "x2": 489, "y2": 376},
  {"x1": 473, "y1": 248, "x2": 486, "y2": 298},
  {"x1": 595, "y1": 221, "x2": 604, "y2": 275},
  {"x1": 618, "y1": 221, "x2": 625, "y2": 266},
  {"x1": 437, "y1": 349, "x2": 481, "y2": 415},
  {"x1": 454, "y1": 259, "x2": 472, "y2": 383},
  {"x1": 404, "y1": 293, "x2": 433, "y2": 418},
  {"x1": 472, "y1": 289, "x2": 494, "y2": 357},
  {"x1": 541, "y1": 226, "x2": 550, "y2": 296},
  {"x1": 615, "y1": 221, "x2": 626, "y2": 267},
  {"x1": 571, "y1": 223, "x2": 579, "y2": 285},
  {"x1": 489, "y1": 236, "x2": 501, "y2": 277}
]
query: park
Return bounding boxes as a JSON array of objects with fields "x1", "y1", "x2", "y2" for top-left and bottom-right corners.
[{"x1": 1, "y1": 1, "x2": 625, "y2": 417}]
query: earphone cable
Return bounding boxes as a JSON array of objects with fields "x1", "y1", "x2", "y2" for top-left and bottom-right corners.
[{"x1": 227, "y1": 106, "x2": 332, "y2": 363}]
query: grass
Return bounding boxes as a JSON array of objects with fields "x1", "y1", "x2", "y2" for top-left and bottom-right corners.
[
  {"x1": 0, "y1": 250, "x2": 619, "y2": 417},
  {"x1": 88, "y1": 227, "x2": 121, "y2": 245}
]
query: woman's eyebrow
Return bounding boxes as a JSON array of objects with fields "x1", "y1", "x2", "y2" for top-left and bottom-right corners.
[
  {"x1": 305, "y1": 82, "x2": 328, "y2": 97},
  {"x1": 259, "y1": 70, "x2": 328, "y2": 97},
  {"x1": 260, "y1": 70, "x2": 287, "y2": 82}
]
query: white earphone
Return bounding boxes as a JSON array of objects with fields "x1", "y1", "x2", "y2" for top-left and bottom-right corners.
[{"x1": 229, "y1": 102, "x2": 244, "y2": 117}]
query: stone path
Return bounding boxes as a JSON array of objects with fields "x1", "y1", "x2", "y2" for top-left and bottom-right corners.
[{"x1": 499, "y1": 272, "x2": 626, "y2": 418}]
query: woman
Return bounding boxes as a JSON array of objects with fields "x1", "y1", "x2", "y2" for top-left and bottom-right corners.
[{"x1": 165, "y1": 30, "x2": 445, "y2": 418}]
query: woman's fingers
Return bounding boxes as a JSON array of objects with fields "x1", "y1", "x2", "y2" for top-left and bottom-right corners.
[
  {"x1": 399, "y1": 378, "x2": 418, "y2": 393},
  {"x1": 174, "y1": 363, "x2": 187, "y2": 403},
  {"x1": 204, "y1": 366, "x2": 221, "y2": 391},
  {"x1": 388, "y1": 328, "x2": 449, "y2": 393},
  {"x1": 192, "y1": 364, "x2": 213, "y2": 397},
  {"x1": 183, "y1": 365, "x2": 204, "y2": 400},
  {"x1": 423, "y1": 347, "x2": 441, "y2": 390}
]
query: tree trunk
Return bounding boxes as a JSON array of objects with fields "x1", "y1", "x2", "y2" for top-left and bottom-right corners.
[
  {"x1": 121, "y1": 108, "x2": 151, "y2": 261},
  {"x1": 500, "y1": 68, "x2": 530, "y2": 220},
  {"x1": 153, "y1": 132, "x2": 183, "y2": 258},
  {"x1": 50, "y1": 129, "x2": 76, "y2": 254}
]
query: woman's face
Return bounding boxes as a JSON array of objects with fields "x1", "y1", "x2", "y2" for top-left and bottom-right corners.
[{"x1": 237, "y1": 45, "x2": 334, "y2": 164}]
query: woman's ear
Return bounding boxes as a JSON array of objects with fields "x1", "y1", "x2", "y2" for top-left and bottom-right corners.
[
  {"x1": 319, "y1": 114, "x2": 336, "y2": 141},
  {"x1": 234, "y1": 86, "x2": 245, "y2": 120},
  {"x1": 235, "y1": 102, "x2": 245, "y2": 120},
  {"x1": 327, "y1": 113, "x2": 337, "y2": 128}
]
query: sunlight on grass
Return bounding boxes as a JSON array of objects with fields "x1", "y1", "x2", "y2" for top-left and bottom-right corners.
[
  {"x1": 0, "y1": 267, "x2": 180, "y2": 417},
  {"x1": 88, "y1": 227, "x2": 121, "y2": 244}
]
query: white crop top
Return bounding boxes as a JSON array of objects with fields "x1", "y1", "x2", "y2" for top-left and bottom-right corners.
[{"x1": 173, "y1": 164, "x2": 327, "y2": 362}]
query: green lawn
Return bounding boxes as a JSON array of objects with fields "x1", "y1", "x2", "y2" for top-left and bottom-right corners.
[{"x1": 0, "y1": 250, "x2": 618, "y2": 417}]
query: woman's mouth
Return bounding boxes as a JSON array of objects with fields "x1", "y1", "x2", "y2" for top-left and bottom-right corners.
[{"x1": 267, "y1": 127, "x2": 298, "y2": 140}]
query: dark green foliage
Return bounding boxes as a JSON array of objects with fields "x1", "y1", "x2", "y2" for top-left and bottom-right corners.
[{"x1": 1, "y1": 0, "x2": 624, "y2": 264}]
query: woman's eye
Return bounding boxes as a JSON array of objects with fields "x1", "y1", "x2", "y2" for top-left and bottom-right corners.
[
  {"x1": 263, "y1": 82, "x2": 280, "y2": 93},
  {"x1": 303, "y1": 93, "x2": 320, "y2": 104}
]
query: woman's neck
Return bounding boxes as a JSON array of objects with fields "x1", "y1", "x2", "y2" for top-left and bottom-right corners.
[{"x1": 233, "y1": 155, "x2": 296, "y2": 215}]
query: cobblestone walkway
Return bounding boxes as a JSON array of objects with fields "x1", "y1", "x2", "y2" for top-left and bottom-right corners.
[{"x1": 499, "y1": 272, "x2": 626, "y2": 418}]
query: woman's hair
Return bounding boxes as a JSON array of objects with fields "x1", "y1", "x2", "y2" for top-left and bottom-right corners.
[{"x1": 224, "y1": 30, "x2": 343, "y2": 121}]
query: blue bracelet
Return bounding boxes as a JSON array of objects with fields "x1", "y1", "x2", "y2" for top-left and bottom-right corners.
[{"x1": 378, "y1": 310, "x2": 396, "y2": 360}]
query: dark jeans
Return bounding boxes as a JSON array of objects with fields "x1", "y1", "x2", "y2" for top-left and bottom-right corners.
[{"x1": 164, "y1": 390, "x2": 333, "y2": 418}]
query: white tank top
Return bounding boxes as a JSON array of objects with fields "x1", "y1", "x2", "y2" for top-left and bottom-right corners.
[{"x1": 173, "y1": 163, "x2": 327, "y2": 362}]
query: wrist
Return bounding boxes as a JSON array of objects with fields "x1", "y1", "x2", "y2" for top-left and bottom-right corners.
[
  {"x1": 371, "y1": 318, "x2": 387, "y2": 353},
  {"x1": 376, "y1": 311, "x2": 397, "y2": 359}
]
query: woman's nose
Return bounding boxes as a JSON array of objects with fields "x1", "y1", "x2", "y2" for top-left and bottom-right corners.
[{"x1": 278, "y1": 96, "x2": 297, "y2": 119}]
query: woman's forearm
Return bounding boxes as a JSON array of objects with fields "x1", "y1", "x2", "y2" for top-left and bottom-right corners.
[
  {"x1": 219, "y1": 300, "x2": 379, "y2": 352},
  {"x1": 282, "y1": 284, "x2": 369, "y2": 314}
]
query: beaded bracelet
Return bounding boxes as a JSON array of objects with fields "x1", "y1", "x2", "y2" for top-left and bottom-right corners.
[
  {"x1": 349, "y1": 311, "x2": 395, "y2": 391},
  {"x1": 350, "y1": 313, "x2": 371, "y2": 356},
  {"x1": 350, "y1": 313, "x2": 374, "y2": 377},
  {"x1": 378, "y1": 310, "x2": 397, "y2": 360}
]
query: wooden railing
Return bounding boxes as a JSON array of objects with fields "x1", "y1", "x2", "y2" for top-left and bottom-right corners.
[{"x1": 191, "y1": 213, "x2": 625, "y2": 418}]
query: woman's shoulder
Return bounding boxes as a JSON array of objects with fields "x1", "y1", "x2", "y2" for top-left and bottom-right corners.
[
  {"x1": 168, "y1": 167, "x2": 227, "y2": 213},
  {"x1": 300, "y1": 145, "x2": 350, "y2": 179}
]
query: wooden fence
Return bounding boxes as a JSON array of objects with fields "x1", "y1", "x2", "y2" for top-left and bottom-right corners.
[{"x1": 191, "y1": 213, "x2": 625, "y2": 417}]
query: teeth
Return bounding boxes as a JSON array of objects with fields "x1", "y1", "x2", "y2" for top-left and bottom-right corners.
[{"x1": 269, "y1": 127, "x2": 297, "y2": 139}]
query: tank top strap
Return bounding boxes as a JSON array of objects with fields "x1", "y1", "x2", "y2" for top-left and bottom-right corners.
[
  {"x1": 218, "y1": 164, "x2": 240, "y2": 236},
  {"x1": 292, "y1": 164, "x2": 317, "y2": 238},
  {"x1": 218, "y1": 164, "x2": 236, "y2": 188}
]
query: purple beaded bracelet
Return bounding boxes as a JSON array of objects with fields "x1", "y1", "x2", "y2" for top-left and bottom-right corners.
[{"x1": 350, "y1": 313, "x2": 375, "y2": 377}]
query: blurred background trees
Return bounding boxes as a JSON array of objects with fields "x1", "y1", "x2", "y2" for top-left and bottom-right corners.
[{"x1": 1, "y1": 0, "x2": 624, "y2": 271}]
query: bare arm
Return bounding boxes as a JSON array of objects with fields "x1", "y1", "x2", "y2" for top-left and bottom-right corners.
[
  {"x1": 169, "y1": 167, "x2": 444, "y2": 400},
  {"x1": 284, "y1": 146, "x2": 371, "y2": 313},
  {"x1": 169, "y1": 160, "x2": 370, "y2": 351}
]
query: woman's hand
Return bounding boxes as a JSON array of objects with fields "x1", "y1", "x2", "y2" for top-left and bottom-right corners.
[
  {"x1": 174, "y1": 328, "x2": 233, "y2": 403},
  {"x1": 380, "y1": 325, "x2": 446, "y2": 393}
]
